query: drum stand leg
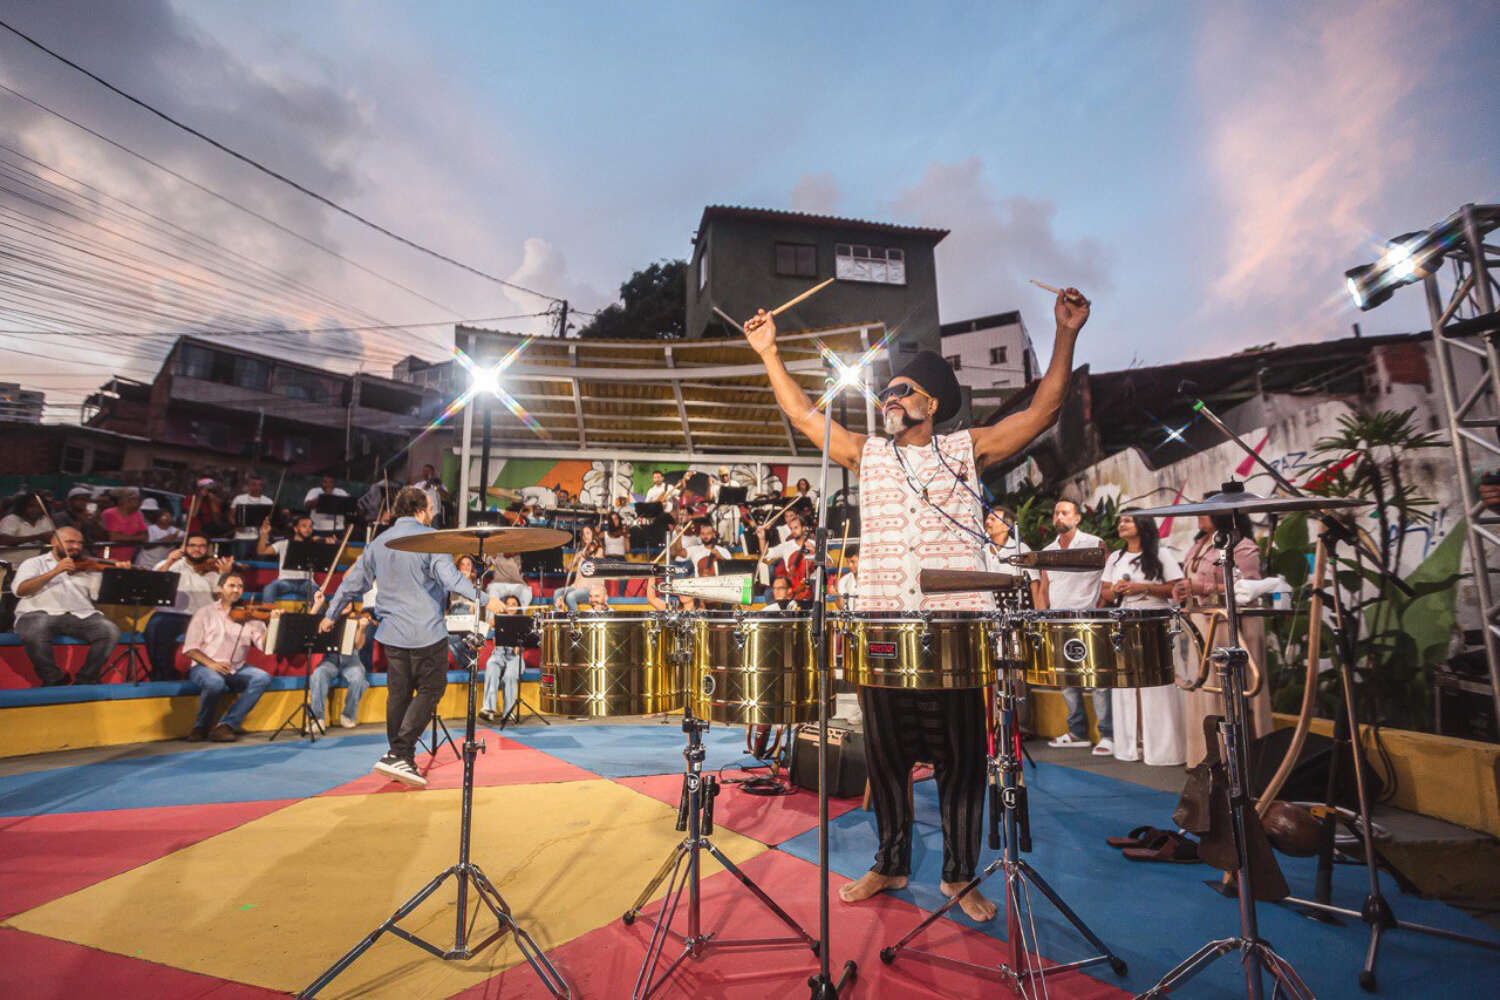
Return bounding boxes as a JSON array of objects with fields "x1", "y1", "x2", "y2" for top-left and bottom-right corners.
[
  {"x1": 498, "y1": 693, "x2": 550, "y2": 729},
  {"x1": 880, "y1": 670, "x2": 1126, "y2": 995},
  {"x1": 299, "y1": 618, "x2": 570, "y2": 999},
  {"x1": 418, "y1": 711, "x2": 459, "y2": 767},
  {"x1": 622, "y1": 714, "x2": 817, "y2": 1000},
  {"x1": 1138, "y1": 523, "x2": 1313, "y2": 1000}
]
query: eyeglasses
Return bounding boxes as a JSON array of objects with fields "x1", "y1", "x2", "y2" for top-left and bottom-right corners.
[{"x1": 878, "y1": 382, "x2": 935, "y2": 405}]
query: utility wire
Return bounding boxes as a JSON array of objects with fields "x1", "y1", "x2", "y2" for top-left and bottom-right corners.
[{"x1": 0, "y1": 19, "x2": 563, "y2": 305}]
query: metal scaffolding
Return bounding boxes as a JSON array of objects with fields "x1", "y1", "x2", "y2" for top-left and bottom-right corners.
[{"x1": 1420, "y1": 203, "x2": 1500, "y2": 725}]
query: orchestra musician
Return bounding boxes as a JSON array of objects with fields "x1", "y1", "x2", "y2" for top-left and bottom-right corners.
[
  {"x1": 181, "y1": 572, "x2": 279, "y2": 742},
  {"x1": 754, "y1": 509, "x2": 806, "y2": 596},
  {"x1": 257, "y1": 512, "x2": 332, "y2": 604},
  {"x1": 12, "y1": 527, "x2": 126, "y2": 686},
  {"x1": 308, "y1": 606, "x2": 371, "y2": 734},
  {"x1": 684, "y1": 518, "x2": 732, "y2": 576},
  {"x1": 644, "y1": 470, "x2": 676, "y2": 512},
  {"x1": 228, "y1": 476, "x2": 272, "y2": 559},
  {"x1": 745, "y1": 285, "x2": 1089, "y2": 922},
  {"x1": 304, "y1": 475, "x2": 349, "y2": 537},
  {"x1": 148, "y1": 534, "x2": 236, "y2": 680}
]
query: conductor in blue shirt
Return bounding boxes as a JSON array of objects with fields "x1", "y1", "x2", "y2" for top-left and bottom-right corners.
[{"x1": 322, "y1": 485, "x2": 502, "y2": 788}]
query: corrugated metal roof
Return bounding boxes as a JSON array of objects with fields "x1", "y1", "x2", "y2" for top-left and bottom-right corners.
[{"x1": 696, "y1": 205, "x2": 949, "y2": 243}]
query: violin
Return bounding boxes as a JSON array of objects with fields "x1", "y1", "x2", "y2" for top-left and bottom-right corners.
[
  {"x1": 61, "y1": 556, "x2": 122, "y2": 574},
  {"x1": 779, "y1": 547, "x2": 814, "y2": 602},
  {"x1": 696, "y1": 550, "x2": 719, "y2": 576},
  {"x1": 228, "y1": 602, "x2": 277, "y2": 623}
]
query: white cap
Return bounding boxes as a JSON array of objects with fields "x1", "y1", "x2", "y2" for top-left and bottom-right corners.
[
  {"x1": 139, "y1": 497, "x2": 160, "y2": 512},
  {"x1": 67, "y1": 486, "x2": 92, "y2": 499}
]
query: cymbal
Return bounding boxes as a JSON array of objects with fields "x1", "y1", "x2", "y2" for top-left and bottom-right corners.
[
  {"x1": 385, "y1": 526, "x2": 571, "y2": 556},
  {"x1": 1131, "y1": 485, "x2": 1369, "y2": 519}
]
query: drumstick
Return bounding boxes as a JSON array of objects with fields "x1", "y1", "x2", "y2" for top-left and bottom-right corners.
[
  {"x1": 769, "y1": 277, "x2": 835, "y2": 318},
  {"x1": 33, "y1": 492, "x2": 54, "y2": 533},
  {"x1": 314, "y1": 524, "x2": 356, "y2": 601},
  {"x1": 1030, "y1": 279, "x2": 1062, "y2": 295},
  {"x1": 184, "y1": 488, "x2": 201, "y2": 536},
  {"x1": 653, "y1": 524, "x2": 692, "y2": 565}
]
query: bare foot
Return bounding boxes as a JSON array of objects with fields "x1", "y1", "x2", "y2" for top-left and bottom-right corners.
[
  {"x1": 941, "y1": 881, "x2": 997, "y2": 922},
  {"x1": 838, "y1": 870, "x2": 907, "y2": 903}
]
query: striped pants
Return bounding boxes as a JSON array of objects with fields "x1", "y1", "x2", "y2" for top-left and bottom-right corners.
[{"x1": 858, "y1": 685, "x2": 987, "y2": 883}]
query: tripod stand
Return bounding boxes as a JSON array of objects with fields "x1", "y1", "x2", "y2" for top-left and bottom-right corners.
[
  {"x1": 622, "y1": 713, "x2": 818, "y2": 999},
  {"x1": 1137, "y1": 502, "x2": 1314, "y2": 1000},
  {"x1": 299, "y1": 627, "x2": 570, "y2": 998},
  {"x1": 417, "y1": 709, "x2": 458, "y2": 764},
  {"x1": 879, "y1": 630, "x2": 1126, "y2": 994},
  {"x1": 1278, "y1": 523, "x2": 1500, "y2": 991}
]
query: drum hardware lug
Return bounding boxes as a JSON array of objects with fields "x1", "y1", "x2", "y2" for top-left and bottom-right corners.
[{"x1": 1110, "y1": 629, "x2": 1124, "y2": 652}]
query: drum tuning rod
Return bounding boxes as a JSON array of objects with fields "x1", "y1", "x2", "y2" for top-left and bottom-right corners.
[{"x1": 918, "y1": 568, "x2": 1018, "y2": 594}]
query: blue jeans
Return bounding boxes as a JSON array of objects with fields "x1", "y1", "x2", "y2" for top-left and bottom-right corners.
[
  {"x1": 189, "y1": 664, "x2": 272, "y2": 731},
  {"x1": 483, "y1": 646, "x2": 522, "y2": 715},
  {"x1": 558, "y1": 586, "x2": 591, "y2": 611},
  {"x1": 1062, "y1": 686, "x2": 1113, "y2": 741},
  {"x1": 447, "y1": 633, "x2": 476, "y2": 671},
  {"x1": 309, "y1": 652, "x2": 369, "y2": 722},
  {"x1": 263, "y1": 578, "x2": 314, "y2": 603}
]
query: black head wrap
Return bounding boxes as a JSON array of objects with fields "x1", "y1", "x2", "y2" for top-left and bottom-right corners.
[{"x1": 891, "y1": 350, "x2": 961, "y2": 424}]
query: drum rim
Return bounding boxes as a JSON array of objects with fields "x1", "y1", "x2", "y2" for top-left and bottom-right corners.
[
  {"x1": 537, "y1": 612, "x2": 663, "y2": 623},
  {"x1": 834, "y1": 610, "x2": 999, "y2": 622},
  {"x1": 1016, "y1": 608, "x2": 1178, "y2": 621}
]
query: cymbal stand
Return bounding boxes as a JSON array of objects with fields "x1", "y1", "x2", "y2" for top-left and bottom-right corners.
[
  {"x1": 1137, "y1": 516, "x2": 1313, "y2": 1000},
  {"x1": 880, "y1": 616, "x2": 1126, "y2": 995},
  {"x1": 1279, "y1": 518, "x2": 1500, "y2": 991},
  {"x1": 300, "y1": 548, "x2": 570, "y2": 999},
  {"x1": 621, "y1": 712, "x2": 817, "y2": 999}
]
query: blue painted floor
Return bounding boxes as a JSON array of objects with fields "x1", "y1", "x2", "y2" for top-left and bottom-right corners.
[{"x1": 779, "y1": 760, "x2": 1500, "y2": 999}]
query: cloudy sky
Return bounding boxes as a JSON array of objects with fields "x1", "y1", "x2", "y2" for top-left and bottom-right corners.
[{"x1": 1, "y1": 0, "x2": 1495, "y2": 419}]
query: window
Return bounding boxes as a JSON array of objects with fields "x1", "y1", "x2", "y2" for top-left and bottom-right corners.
[
  {"x1": 989, "y1": 346, "x2": 1008, "y2": 365},
  {"x1": 944, "y1": 355, "x2": 962, "y2": 371},
  {"x1": 233, "y1": 357, "x2": 271, "y2": 392},
  {"x1": 698, "y1": 240, "x2": 709, "y2": 292},
  {"x1": 834, "y1": 244, "x2": 905, "y2": 285},
  {"x1": 774, "y1": 242, "x2": 817, "y2": 278},
  {"x1": 273, "y1": 369, "x2": 335, "y2": 404},
  {"x1": 60, "y1": 444, "x2": 87, "y2": 475},
  {"x1": 175, "y1": 343, "x2": 217, "y2": 380},
  {"x1": 92, "y1": 448, "x2": 124, "y2": 472}
]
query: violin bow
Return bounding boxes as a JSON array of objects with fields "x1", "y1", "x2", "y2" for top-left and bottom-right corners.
[{"x1": 314, "y1": 524, "x2": 356, "y2": 604}]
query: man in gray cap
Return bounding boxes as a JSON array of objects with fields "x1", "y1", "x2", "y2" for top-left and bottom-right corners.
[{"x1": 745, "y1": 286, "x2": 1090, "y2": 922}]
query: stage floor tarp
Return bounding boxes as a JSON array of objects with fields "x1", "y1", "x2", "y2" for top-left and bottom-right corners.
[{"x1": 1, "y1": 723, "x2": 1495, "y2": 999}]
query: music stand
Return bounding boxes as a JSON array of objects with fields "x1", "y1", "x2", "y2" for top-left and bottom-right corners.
[
  {"x1": 268, "y1": 612, "x2": 347, "y2": 743},
  {"x1": 713, "y1": 485, "x2": 747, "y2": 505},
  {"x1": 234, "y1": 500, "x2": 275, "y2": 530},
  {"x1": 632, "y1": 502, "x2": 667, "y2": 548},
  {"x1": 282, "y1": 539, "x2": 333, "y2": 605},
  {"x1": 98, "y1": 569, "x2": 178, "y2": 684},
  {"x1": 490, "y1": 614, "x2": 546, "y2": 729},
  {"x1": 314, "y1": 493, "x2": 356, "y2": 526}
]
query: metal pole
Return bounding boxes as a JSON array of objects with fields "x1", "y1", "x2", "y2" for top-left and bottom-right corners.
[
  {"x1": 458, "y1": 400, "x2": 473, "y2": 528},
  {"x1": 479, "y1": 398, "x2": 493, "y2": 518}
]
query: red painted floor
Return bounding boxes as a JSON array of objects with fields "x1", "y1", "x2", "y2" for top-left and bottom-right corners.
[
  {"x1": 0, "y1": 928, "x2": 284, "y2": 1000},
  {"x1": 615, "y1": 771, "x2": 862, "y2": 846},
  {"x1": 318, "y1": 729, "x2": 597, "y2": 796},
  {"x1": 457, "y1": 849, "x2": 1132, "y2": 1000},
  {"x1": 0, "y1": 799, "x2": 296, "y2": 919}
]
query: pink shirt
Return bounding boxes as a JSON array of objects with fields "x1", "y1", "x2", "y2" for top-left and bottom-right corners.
[
  {"x1": 100, "y1": 507, "x2": 148, "y2": 563},
  {"x1": 856, "y1": 430, "x2": 992, "y2": 612},
  {"x1": 1183, "y1": 534, "x2": 1260, "y2": 603},
  {"x1": 182, "y1": 603, "x2": 267, "y2": 670}
]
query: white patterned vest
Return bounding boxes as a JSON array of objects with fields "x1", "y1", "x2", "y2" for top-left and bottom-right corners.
[{"x1": 856, "y1": 430, "x2": 993, "y2": 612}]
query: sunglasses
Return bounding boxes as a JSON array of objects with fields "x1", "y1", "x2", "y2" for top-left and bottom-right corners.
[{"x1": 878, "y1": 382, "x2": 935, "y2": 406}]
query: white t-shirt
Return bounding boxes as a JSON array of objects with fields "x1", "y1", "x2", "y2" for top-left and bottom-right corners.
[
  {"x1": 645, "y1": 483, "x2": 673, "y2": 512},
  {"x1": 153, "y1": 558, "x2": 219, "y2": 614},
  {"x1": 836, "y1": 570, "x2": 857, "y2": 608},
  {"x1": 271, "y1": 538, "x2": 314, "y2": 582},
  {"x1": 685, "y1": 542, "x2": 732, "y2": 574},
  {"x1": 759, "y1": 537, "x2": 802, "y2": 585},
  {"x1": 1102, "y1": 548, "x2": 1183, "y2": 610},
  {"x1": 603, "y1": 531, "x2": 628, "y2": 557},
  {"x1": 13, "y1": 552, "x2": 103, "y2": 618},
  {"x1": 983, "y1": 533, "x2": 1039, "y2": 582},
  {"x1": 230, "y1": 493, "x2": 273, "y2": 540},
  {"x1": 136, "y1": 523, "x2": 182, "y2": 569},
  {"x1": 303, "y1": 487, "x2": 348, "y2": 533},
  {"x1": 1041, "y1": 529, "x2": 1105, "y2": 610},
  {"x1": 0, "y1": 513, "x2": 53, "y2": 565}
]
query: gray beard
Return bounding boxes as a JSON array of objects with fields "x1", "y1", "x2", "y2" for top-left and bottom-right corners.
[{"x1": 883, "y1": 408, "x2": 917, "y2": 436}]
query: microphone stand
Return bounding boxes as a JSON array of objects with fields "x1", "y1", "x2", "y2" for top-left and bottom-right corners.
[
  {"x1": 808, "y1": 370, "x2": 858, "y2": 998},
  {"x1": 1183, "y1": 394, "x2": 1499, "y2": 991}
]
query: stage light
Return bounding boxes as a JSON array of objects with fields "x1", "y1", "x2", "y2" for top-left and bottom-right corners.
[
  {"x1": 1345, "y1": 230, "x2": 1442, "y2": 312},
  {"x1": 469, "y1": 363, "x2": 502, "y2": 398}
]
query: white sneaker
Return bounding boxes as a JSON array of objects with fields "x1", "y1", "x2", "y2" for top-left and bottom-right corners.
[
  {"x1": 1048, "y1": 733, "x2": 1091, "y2": 749},
  {"x1": 1092, "y1": 738, "x2": 1115, "y2": 757},
  {"x1": 308, "y1": 716, "x2": 327, "y2": 736},
  {"x1": 338, "y1": 714, "x2": 358, "y2": 729},
  {"x1": 373, "y1": 755, "x2": 428, "y2": 788}
]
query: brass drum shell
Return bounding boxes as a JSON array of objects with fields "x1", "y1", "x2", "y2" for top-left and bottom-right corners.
[
  {"x1": 539, "y1": 613, "x2": 683, "y2": 717},
  {"x1": 687, "y1": 613, "x2": 828, "y2": 726},
  {"x1": 836, "y1": 612, "x2": 997, "y2": 689},
  {"x1": 1019, "y1": 610, "x2": 1176, "y2": 689}
]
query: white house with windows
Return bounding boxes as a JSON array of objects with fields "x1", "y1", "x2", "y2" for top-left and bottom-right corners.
[{"x1": 939, "y1": 310, "x2": 1038, "y2": 394}]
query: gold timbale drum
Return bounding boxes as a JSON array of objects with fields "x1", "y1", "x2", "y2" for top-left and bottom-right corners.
[
  {"x1": 538, "y1": 613, "x2": 683, "y2": 717},
  {"x1": 835, "y1": 611, "x2": 998, "y2": 689},
  {"x1": 1015, "y1": 609, "x2": 1177, "y2": 689},
  {"x1": 686, "y1": 612, "x2": 828, "y2": 725}
]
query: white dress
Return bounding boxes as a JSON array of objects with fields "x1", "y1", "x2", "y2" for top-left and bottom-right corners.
[{"x1": 1102, "y1": 548, "x2": 1188, "y2": 766}]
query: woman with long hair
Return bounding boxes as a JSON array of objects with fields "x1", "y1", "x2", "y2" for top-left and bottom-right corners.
[
  {"x1": 554, "y1": 522, "x2": 604, "y2": 612},
  {"x1": 1100, "y1": 513, "x2": 1186, "y2": 765},
  {"x1": 1174, "y1": 506, "x2": 1273, "y2": 766}
]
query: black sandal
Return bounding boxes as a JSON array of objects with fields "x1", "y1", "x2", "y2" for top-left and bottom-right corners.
[
  {"x1": 1122, "y1": 831, "x2": 1200, "y2": 864},
  {"x1": 1106, "y1": 825, "x2": 1169, "y2": 849}
]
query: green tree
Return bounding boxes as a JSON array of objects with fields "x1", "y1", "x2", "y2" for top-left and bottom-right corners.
[{"x1": 575, "y1": 259, "x2": 687, "y2": 339}]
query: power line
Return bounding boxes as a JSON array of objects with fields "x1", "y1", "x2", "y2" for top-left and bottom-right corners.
[
  {"x1": 0, "y1": 19, "x2": 564, "y2": 305},
  {"x1": 0, "y1": 313, "x2": 547, "y2": 338},
  {"x1": 0, "y1": 81, "x2": 461, "y2": 316}
]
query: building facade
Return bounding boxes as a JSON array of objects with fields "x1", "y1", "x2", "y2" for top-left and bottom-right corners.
[
  {"x1": 684, "y1": 205, "x2": 948, "y2": 358},
  {"x1": 0, "y1": 382, "x2": 44, "y2": 424}
]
